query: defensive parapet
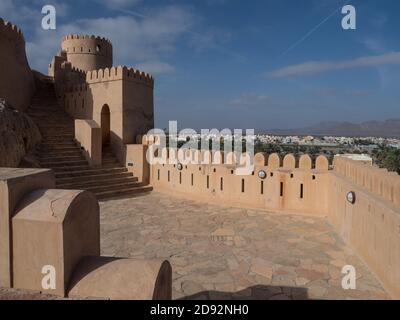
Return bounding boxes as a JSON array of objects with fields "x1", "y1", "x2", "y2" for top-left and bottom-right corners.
[
  {"x1": 0, "y1": 18, "x2": 24, "y2": 42},
  {"x1": 0, "y1": 18, "x2": 35, "y2": 111},
  {"x1": 333, "y1": 155, "x2": 400, "y2": 207},
  {"x1": 150, "y1": 150, "x2": 331, "y2": 216},
  {"x1": 61, "y1": 34, "x2": 113, "y2": 72},
  {"x1": 330, "y1": 156, "x2": 400, "y2": 299},
  {"x1": 86, "y1": 66, "x2": 154, "y2": 87}
]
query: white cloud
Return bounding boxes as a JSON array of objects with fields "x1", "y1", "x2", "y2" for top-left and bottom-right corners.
[
  {"x1": 135, "y1": 61, "x2": 175, "y2": 75},
  {"x1": 229, "y1": 93, "x2": 270, "y2": 107},
  {"x1": 94, "y1": 0, "x2": 143, "y2": 9},
  {"x1": 25, "y1": 5, "x2": 194, "y2": 73},
  {"x1": 0, "y1": 0, "x2": 69, "y2": 24},
  {"x1": 269, "y1": 52, "x2": 400, "y2": 78},
  {"x1": 6, "y1": 2, "x2": 238, "y2": 75},
  {"x1": 0, "y1": 0, "x2": 36, "y2": 24}
]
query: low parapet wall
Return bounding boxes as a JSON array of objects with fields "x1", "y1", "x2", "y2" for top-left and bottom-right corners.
[
  {"x1": 150, "y1": 150, "x2": 330, "y2": 216},
  {"x1": 329, "y1": 157, "x2": 400, "y2": 299},
  {"x1": 150, "y1": 150, "x2": 400, "y2": 298},
  {"x1": 333, "y1": 156, "x2": 400, "y2": 207}
]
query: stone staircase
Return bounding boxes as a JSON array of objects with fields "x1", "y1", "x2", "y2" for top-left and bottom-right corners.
[{"x1": 26, "y1": 78, "x2": 152, "y2": 200}]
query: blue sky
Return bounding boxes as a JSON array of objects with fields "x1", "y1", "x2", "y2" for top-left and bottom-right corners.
[{"x1": 1, "y1": 0, "x2": 400, "y2": 130}]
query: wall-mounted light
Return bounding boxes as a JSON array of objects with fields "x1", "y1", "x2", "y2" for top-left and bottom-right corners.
[
  {"x1": 177, "y1": 163, "x2": 183, "y2": 171},
  {"x1": 258, "y1": 170, "x2": 267, "y2": 179},
  {"x1": 346, "y1": 191, "x2": 356, "y2": 204}
]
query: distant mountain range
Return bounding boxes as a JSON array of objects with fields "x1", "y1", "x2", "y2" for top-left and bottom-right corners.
[{"x1": 265, "y1": 119, "x2": 400, "y2": 138}]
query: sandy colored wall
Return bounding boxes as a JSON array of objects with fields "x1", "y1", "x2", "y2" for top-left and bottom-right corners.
[
  {"x1": 150, "y1": 151, "x2": 330, "y2": 216},
  {"x1": 124, "y1": 144, "x2": 150, "y2": 183},
  {"x1": 1, "y1": 168, "x2": 172, "y2": 299},
  {"x1": 64, "y1": 78, "x2": 123, "y2": 160},
  {"x1": 61, "y1": 35, "x2": 113, "y2": 72},
  {"x1": 0, "y1": 19, "x2": 35, "y2": 111},
  {"x1": 74, "y1": 119, "x2": 102, "y2": 166},
  {"x1": 150, "y1": 151, "x2": 400, "y2": 298},
  {"x1": 0, "y1": 168, "x2": 55, "y2": 288},
  {"x1": 328, "y1": 156, "x2": 400, "y2": 299},
  {"x1": 12, "y1": 189, "x2": 100, "y2": 296},
  {"x1": 62, "y1": 67, "x2": 154, "y2": 163},
  {"x1": 123, "y1": 77, "x2": 154, "y2": 145}
]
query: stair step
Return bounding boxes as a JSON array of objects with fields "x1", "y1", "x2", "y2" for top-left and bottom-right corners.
[
  {"x1": 40, "y1": 160, "x2": 88, "y2": 168},
  {"x1": 28, "y1": 108, "x2": 62, "y2": 112},
  {"x1": 39, "y1": 126, "x2": 75, "y2": 134},
  {"x1": 35, "y1": 121, "x2": 74, "y2": 125},
  {"x1": 41, "y1": 138, "x2": 75, "y2": 142},
  {"x1": 95, "y1": 185, "x2": 153, "y2": 200},
  {"x1": 56, "y1": 172, "x2": 134, "y2": 184},
  {"x1": 57, "y1": 176, "x2": 139, "y2": 189},
  {"x1": 27, "y1": 81, "x2": 153, "y2": 199},
  {"x1": 41, "y1": 135, "x2": 74, "y2": 140},
  {"x1": 28, "y1": 115, "x2": 71, "y2": 120},
  {"x1": 36, "y1": 150, "x2": 83, "y2": 157},
  {"x1": 55, "y1": 167, "x2": 128, "y2": 179},
  {"x1": 40, "y1": 132, "x2": 75, "y2": 137},
  {"x1": 38, "y1": 146, "x2": 80, "y2": 152},
  {"x1": 39, "y1": 125, "x2": 73, "y2": 128},
  {"x1": 40, "y1": 143, "x2": 78, "y2": 149},
  {"x1": 40, "y1": 155, "x2": 84, "y2": 162},
  {"x1": 52, "y1": 165, "x2": 91, "y2": 172},
  {"x1": 62, "y1": 181, "x2": 143, "y2": 194}
]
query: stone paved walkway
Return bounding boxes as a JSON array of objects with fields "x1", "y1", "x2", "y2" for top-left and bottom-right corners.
[{"x1": 100, "y1": 192, "x2": 390, "y2": 300}]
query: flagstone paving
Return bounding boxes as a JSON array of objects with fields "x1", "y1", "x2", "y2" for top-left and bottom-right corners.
[{"x1": 99, "y1": 192, "x2": 390, "y2": 300}]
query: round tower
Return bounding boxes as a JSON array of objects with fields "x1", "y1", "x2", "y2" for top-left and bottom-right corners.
[{"x1": 61, "y1": 35, "x2": 113, "y2": 72}]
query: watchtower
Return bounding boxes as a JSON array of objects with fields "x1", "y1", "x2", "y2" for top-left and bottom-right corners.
[{"x1": 61, "y1": 35, "x2": 113, "y2": 72}]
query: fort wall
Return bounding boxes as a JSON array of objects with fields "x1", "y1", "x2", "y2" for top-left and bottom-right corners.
[
  {"x1": 60, "y1": 66, "x2": 154, "y2": 161},
  {"x1": 149, "y1": 150, "x2": 400, "y2": 298},
  {"x1": 328, "y1": 156, "x2": 400, "y2": 299},
  {"x1": 0, "y1": 18, "x2": 35, "y2": 111},
  {"x1": 150, "y1": 151, "x2": 330, "y2": 216}
]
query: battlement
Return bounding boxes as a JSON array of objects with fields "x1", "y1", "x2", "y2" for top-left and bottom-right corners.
[
  {"x1": 86, "y1": 66, "x2": 154, "y2": 87},
  {"x1": 60, "y1": 61, "x2": 86, "y2": 75},
  {"x1": 61, "y1": 34, "x2": 113, "y2": 72},
  {"x1": 62, "y1": 34, "x2": 112, "y2": 46},
  {"x1": 0, "y1": 18, "x2": 24, "y2": 42},
  {"x1": 149, "y1": 149, "x2": 331, "y2": 217},
  {"x1": 149, "y1": 147, "x2": 330, "y2": 171},
  {"x1": 333, "y1": 155, "x2": 400, "y2": 207},
  {"x1": 61, "y1": 34, "x2": 113, "y2": 57}
]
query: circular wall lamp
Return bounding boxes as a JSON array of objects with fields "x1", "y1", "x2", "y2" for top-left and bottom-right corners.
[
  {"x1": 258, "y1": 170, "x2": 267, "y2": 179},
  {"x1": 346, "y1": 191, "x2": 356, "y2": 204},
  {"x1": 177, "y1": 163, "x2": 183, "y2": 171}
]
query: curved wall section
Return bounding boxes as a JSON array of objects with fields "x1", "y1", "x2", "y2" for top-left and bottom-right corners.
[
  {"x1": 0, "y1": 19, "x2": 35, "y2": 111},
  {"x1": 61, "y1": 35, "x2": 113, "y2": 72}
]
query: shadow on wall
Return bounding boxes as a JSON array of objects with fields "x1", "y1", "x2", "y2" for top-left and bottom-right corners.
[
  {"x1": 180, "y1": 285, "x2": 309, "y2": 300},
  {"x1": 66, "y1": 256, "x2": 119, "y2": 291}
]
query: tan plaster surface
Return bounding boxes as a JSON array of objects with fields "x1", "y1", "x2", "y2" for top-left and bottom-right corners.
[{"x1": 0, "y1": 191, "x2": 390, "y2": 300}]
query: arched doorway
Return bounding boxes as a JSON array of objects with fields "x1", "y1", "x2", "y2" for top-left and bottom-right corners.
[{"x1": 101, "y1": 104, "x2": 110, "y2": 146}]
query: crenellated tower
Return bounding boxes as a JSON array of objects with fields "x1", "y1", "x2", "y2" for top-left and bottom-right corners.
[{"x1": 61, "y1": 35, "x2": 113, "y2": 72}]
